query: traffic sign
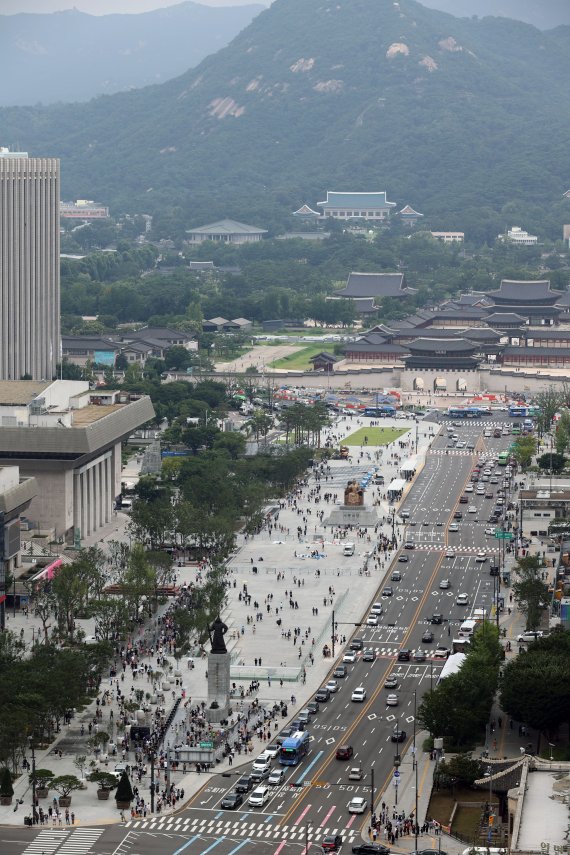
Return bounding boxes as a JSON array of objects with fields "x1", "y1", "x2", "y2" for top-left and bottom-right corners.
[
  {"x1": 199, "y1": 741, "x2": 213, "y2": 748},
  {"x1": 494, "y1": 530, "x2": 513, "y2": 540},
  {"x1": 393, "y1": 769, "x2": 400, "y2": 778}
]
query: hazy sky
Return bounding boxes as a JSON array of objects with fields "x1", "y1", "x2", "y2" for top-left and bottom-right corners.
[{"x1": 0, "y1": 0, "x2": 265, "y2": 13}]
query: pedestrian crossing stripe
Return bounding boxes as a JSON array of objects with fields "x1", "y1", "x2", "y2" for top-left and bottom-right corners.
[
  {"x1": 22, "y1": 829, "x2": 103, "y2": 855},
  {"x1": 127, "y1": 816, "x2": 357, "y2": 841},
  {"x1": 429, "y1": 449, "x2": 473, "y2": 456},
  {"x1": 408, "y1": 544, "x2": 500, "y2": 553}
]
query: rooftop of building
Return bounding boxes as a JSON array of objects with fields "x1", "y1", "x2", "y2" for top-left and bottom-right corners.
[
  {"x1": 318, "y1": 191, "x2": 396, "y2": 209},
  {"x1": 487, "y1": 279, "x2": 561, "y2": 302},
  {"x1": 335, "y1": 272, "x2": 411, "y2": 299},
  {"x1": 0, "y1": 381, "x2": 51, "y2": 405},
  {"x1": 406, "y1": 337, "x2": 478, "y2": 353},
  {"x1": 186, "y1": 219, "x2": 267, "y2": 236},
  {"x1": 70, "y1": 402, "x2": 127, "y2": 427}
]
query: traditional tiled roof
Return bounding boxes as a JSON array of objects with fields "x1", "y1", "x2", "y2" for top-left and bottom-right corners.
[
  {"x1": 230, "y1": 318, "x2": 252, "y2": 326},
  {"x1": 366, "y1": 324, "x2": 400, "y2": 336},
  {"x1": 459, "y1": 327, "x2": 502, "y2": 341},
  {"x1": 503, "y1": 345, "x2": 570, "y2": 356},
  {"x1": 344, "y1": 341, "x2": 409, "y2": 354},
  {"x1": 335, "y1": 272, "x2": 409, "y2": 299},
  {"x1": 186, "y1": 219, "x2": 267, "y2": 236},
  {"x1": 206, "y1": 316, "x2": 230, "y2": 325},
  {"x1": 293, "y1": 204, "x2": 320, "y2": 217},
  {"x1": 485, "y1": 312, "x2": 527, "y2": 325},
  {"x1": 487, "y1": 279, "x2": 561, "y2": 302},
  {"x1": 309, "y1": 352, "x2": 338, "y2": 362},
  {"x1": 399, "y1": 205, "x2": 423, "y2": 217},
  {"x1": 62, "y1": 336, "x2": 121, "y2": 351},
  {"x1": 318, "y1": 191, "x2": 396, "y2": 210},
  {"x1": 407, "y1": 337, "x2": 478, "y2": 354}
]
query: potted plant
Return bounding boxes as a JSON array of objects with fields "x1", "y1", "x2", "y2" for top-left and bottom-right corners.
[
  {"x1": 115, "y1": 770, "x2": 134, "y2": 810},
  {"x1": 0, "y1": 767, "x2": 14, "y2": 805},
  {"x1": 88, "y1": 771, "x2": 117, "y2": 801},
  {"x1": 51, "y1": 775, "x2": 83, "y2": 807},
  {"x1": 31, "y1": 769, "x2": 54, "y2": 799}
]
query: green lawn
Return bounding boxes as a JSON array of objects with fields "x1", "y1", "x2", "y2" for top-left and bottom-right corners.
[
  {"x1": 269, "y1": 344, "x2": 329, "y2": 370},
  {"x1": 343, "y1": 426, "x2": 407, "y2": 446}
]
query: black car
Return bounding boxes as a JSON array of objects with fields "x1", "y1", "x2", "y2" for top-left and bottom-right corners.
[
  {"x1": 290, "y1": 719, "x2": 305, "y2": 732},
  {"x1": 353, "y1": 846, "x2": 390, "y2": 855},
  {"x1": 397, "y1": 649, "x2": 411, "y2": 661},
  {"x1": 220, "y1": 791, "x2": 243, "y2": 810},
  {"x1": 307, "y1": 700, "x2": 320, "y2": 714},
  {"x1": 235, "y1": 776, "x2": 253, "y2": 794},
  {"x1": 453, "y1": 511, "x2": 463, "y2": 519},
  {"x1": 397, "y1": 555, "x2": 408, "y2": 563},
  {"x1": 431, "y1": 614, "x2": 443, "y2": 625},
  {"x1": 316, "y1": 687, "x2": 331, "y2": 702},
  {"x1": 489, "y1": 564, "x2": 499, "y2": 577},
  {"x1": 391, "y1": 569, "x2": 403, "y2": 579},
  {"x1": 350, "y1": 638, "x2": 364, "y2": 651},
  {"x1": 382, "y1": 587, "x2": 393, "y2": 597},
  {"x1": 421, "y1": 630, "x2": 434, "y2": 643},
  {"x1": 391, "y1": 728, "x2": 407, "y2": 743},
  {"x1": 413, "y1": 650, "x2": 426, "y2": 662}
]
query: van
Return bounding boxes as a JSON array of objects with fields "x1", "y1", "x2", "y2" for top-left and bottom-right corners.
[
  {"x1": 484, "y1": 430, "x2": 492, "y2": 437},
  {"x1": 343, "y1": 542, "x2": 355, "y2": 556},
  {"x1": 459, "y1": 619, "x2": 476, "y2": 638}
]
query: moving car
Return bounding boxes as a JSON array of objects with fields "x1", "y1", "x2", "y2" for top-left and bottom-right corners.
[
  {"x1": 351, "y1": 687, "x2": 367, "y2": 702},
  {"x1": 384, "y1": 675, "x2": 398, "y2": 689},
  {"x1": 371, "y1": 603, "x2": 384, "y2": 615},
  {"x1": 350, "y1": 638, "x2": 364, "y2": 650},
  {"x1": 391, "y1": 728, "x2": 407, "y2": 743},
  {"x1": 362, "y1": 648, "x2": 375, "y2": 662},
  {"x1": 220, "y1": 791, "x2": 243, "y2": 810},
  {"x1": 475, "y1": 551, "x2": 487, "y2": 562},
  {"x1": 382, "y1": 587, "x2": 393, "y2": 597},
  {"x1": 336, "y1": 745, "x2": 353, "y2": 760},
  {"x1": 464, "y1": 484, "x2": 474, "y2": 492},
  {"x1": 367, "y1": 614, "x2": 379, "y2": 626},
  {"x1": 235, "y1": 776, "x2": 253, "y2": 793},
  {"x1": 404, "y1": 541, "x2": 416, "y2": 549},
  {"x1": 391, "y1": 569, "x2": 403, "y2": 579},
  {"x1": 352, "y1": 846, "x2": 390, "y2": 855},
  {"x1": 433, "y1": 646, "x2": 450, "y2": 659},
  {"x1": 445, "y1": 548, "x2": 455, "y2": 557},
  {"x1": 397, "y1": 649, "x2": 411, "y2": 661},
  {"x1": 422, "y1": 629, "x2": 434, "y2": 643},
  {"x1": 348, "y1": 796, "x2": 367, "y2": 814},
  {"x1": 264, "y1": 743, "x2": 281, "y2": 759},
  {"x1": 468, "y1": 505, "x2": 477, "y2": 513},
  {"x1": 431, "y1": 614, "x2": 443, "y2": 625},
  {"x1": 343, "y1": 650, "x2": 357, "y2": 663},
  {"x1": 326, "y1": 680, "x2": 339, "y2": 693},
  {"x1": 397, "y1": 555, "x2": 408, "y2": 564},
  {"x1": 439, "y1": 579, "x2": 450, "y2": 590},
  {"x1": 316, "y1": 687, "x2": 331, "y2": 701},
  {"x1": 307, "y1": 701, "x2": 320, "y2": 715},
  {"x1": 413, "y1": 650, "x2": 426, "y2": 661},
  {"x1": 322, "y1": 835, "x2": 343, "y2": 852},
  {"x1": 268, "y1": 768, "x2": 285, "y2": 786},
  {"x1": 448, "y1": 523, "x2": 459, "y2": 532},
  {"x1": 248, "y1": 786, "x2": 270, "y2": 807},
  {"x1": 456, "y1": 593, "x2": 469, "y2": 606},
  {"x1": 386, "y1": 693, "x2": 399, "y2": 706},
  {"x1": 459, "y1": 496, "x2": 469, "y2": 504},
  {"x1": 333, "y1": 664, "x2": 348, "y2": 678},
  {"x1": 517, "y1": 631, "x2": 544, "y2": 642},
  {"x1": 348, "y1": 766, "x2": 364, "y2": 780}
]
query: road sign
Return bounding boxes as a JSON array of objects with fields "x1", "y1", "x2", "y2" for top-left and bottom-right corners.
[
  {"x1": 199, "y1": 741, "x2": 213, "y2": 749},
  {"x1": 393, "y1": 769, "x2": 400, "y2": 778},
  {"x1": 494, "y1": 530, "x2": 514, "y2": 540}
]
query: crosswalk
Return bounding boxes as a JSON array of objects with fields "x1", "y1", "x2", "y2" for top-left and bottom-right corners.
[
  {"x1": 22, "y1": 828, "x2": 103, "y2": 855},
  {"x1": 127, "y1": 814, "x2": 358, "y2": 843},
  {"x1": 429, "y1": 448, "x2": 473, "y2": 456},
  {"x1": 406, "y1": 543, "x2": 499, "y2": 554}
]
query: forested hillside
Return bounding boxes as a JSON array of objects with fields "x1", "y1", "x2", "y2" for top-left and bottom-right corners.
[
  {"x1": 1, "y1": 0, "x2": 569, "y2": 239},
  {"x1": 419, "y1": 0, "x2": 570, "y2": 30}
]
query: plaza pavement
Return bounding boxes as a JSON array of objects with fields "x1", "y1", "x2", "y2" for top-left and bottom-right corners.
[{"x1": 0, "y1": 413, "x2": 536, "y2": 845}]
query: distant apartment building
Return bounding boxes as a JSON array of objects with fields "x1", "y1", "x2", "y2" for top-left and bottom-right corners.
[
  {"x1": 0, "y1": 147, "x2": 60, "y2": 381},
  {"x1": 318, "y1": 191, "x2": 396, "y2": 221},
  {"x1": 431, "y1": 231, "x2": 465, "y2": 243},
  {"x1": 60, "y1": 199, "x2": 110, "y2": 219}
]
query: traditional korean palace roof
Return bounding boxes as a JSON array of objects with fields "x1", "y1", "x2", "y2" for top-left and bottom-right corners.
[
  {"x1": 486, "y1": 279, "x2": 562, "y2": 304},
  {"x1": 318, "y1": 191, "x2": 396, "y2": 210},
  {"x1": 335, "y1": 272, "x2": 413, "y2": 299}
]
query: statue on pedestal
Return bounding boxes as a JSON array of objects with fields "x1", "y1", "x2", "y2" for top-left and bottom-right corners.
[
  {"x1": 208, "y1": 615, "x2": 228, "y2": 654},
  {"x1": 344, "y1": 480, "x2": 364, "y2": 507}
]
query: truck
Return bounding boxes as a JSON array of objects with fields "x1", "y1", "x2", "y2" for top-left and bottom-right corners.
[{"x1": 343, "y1": 542, "x2": 355, "y2": 556}]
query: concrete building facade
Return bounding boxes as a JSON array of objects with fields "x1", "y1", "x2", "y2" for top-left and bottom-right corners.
[
  {"x1": 0, "y1": 466, "x2": 37, "y2": 630},
  {"x1": 0, "y1": 148, "x2": 60, "y2": 381},
  {"x1": 0, "y1": 380, "x2": 154, "y2": 543}
]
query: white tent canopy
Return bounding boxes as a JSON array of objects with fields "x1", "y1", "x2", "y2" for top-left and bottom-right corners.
[
  {"x1": 387, "y1": 478, "x2": 407, "y2": 494},
  {"x1": 400, "y1": 456, "x2": 419, "y2": 474}
]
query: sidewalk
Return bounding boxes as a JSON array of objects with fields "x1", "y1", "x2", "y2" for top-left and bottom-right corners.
[{"x1": 0, "y1": 414, "x2": 437, "y2": 828}]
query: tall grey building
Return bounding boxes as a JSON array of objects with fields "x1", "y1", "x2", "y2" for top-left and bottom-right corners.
[{"x1": 0, "y1": 147, "x2": 60, "y2": 380}]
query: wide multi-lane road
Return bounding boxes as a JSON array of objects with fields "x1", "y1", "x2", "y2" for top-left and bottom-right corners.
[{"x1": 5, "y1": 415, "x2": 516, "y2": 855}]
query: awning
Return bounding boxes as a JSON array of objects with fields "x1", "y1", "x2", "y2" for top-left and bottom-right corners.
[
  {"x1": 31, "y1": 559, "x2": 63, "y2": 583},
  {"x1": 400, "y1": 456, "x2": 419, "y2": 474},
  {"x1": 387, "y1": 478, "x2": 407, "y2": 493},
  {"x1": 435, "y1": 377, "x2": 447, "y2": 389}
]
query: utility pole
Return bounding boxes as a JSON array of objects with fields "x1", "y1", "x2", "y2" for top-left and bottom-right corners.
[
  {"x1": 414, "y1": 691, "x2": 419, "y2": 850},
  {"x1": 29, "y1": 737, "x2": 36, "y2": 824},
  {"x1": 370, "y1": 767, "x2": 375, "y2": 828},
  {"x1": 150, "y1": 752, "x2": 155, "y2": 813},
  {"x1": 331, "y1": 609, "x2": 335, "y2": 659}
]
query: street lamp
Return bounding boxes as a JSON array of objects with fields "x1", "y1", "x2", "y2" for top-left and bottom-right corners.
[
  {"x1": 549, "y1": 742, "x2": 555, "y2": 762},
  {"x1": 28, "y1": 736, "x2": 36, "y2": 825},
  {"x1": 331, "y1": 610, "x2": 361, "y2": 658},
  {"x1": 413, "y1": 690, "x2": 419, "y2": 850}
]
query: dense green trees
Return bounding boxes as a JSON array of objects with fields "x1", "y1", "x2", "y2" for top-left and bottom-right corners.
[
  {"x1": 500, "y1": 632, "x2": 570, "y2": 738},
  {"x1": 418, "y1": 623, "x2": 503, "y2": 749},
  {"x1": 511, "y1": 555, "x2": 550, "y2": 632}
]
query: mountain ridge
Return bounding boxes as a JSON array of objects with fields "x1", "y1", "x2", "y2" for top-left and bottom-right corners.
[
  {"x1": 0, "y1": 1, "x2": 264, "y2": 106},
  {"x1": 418, "y1": 0, "x2": 570, "y2": 31},
  {"x1": 1, "y1": 0, "x2": 569, "y2": 240}
]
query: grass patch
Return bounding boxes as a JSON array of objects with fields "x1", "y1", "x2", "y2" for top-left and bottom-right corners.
[
  {"x1": 343, "y1": 427, "x2": 407, "y2": 446},
  {"x1": 428, "y1": 788, "x2": 488, "y2": 842},
  {"x1": 270, "y1": 344, "x2": 330, "y2": 370}
]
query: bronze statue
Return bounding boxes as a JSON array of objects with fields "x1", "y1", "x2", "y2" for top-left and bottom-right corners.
[
  {"x1": 344, "y1": 480, "x2": 364, "y2": 507},
  {"x1": 208, "y1": 615, "x2": 229, "y2": 654}
]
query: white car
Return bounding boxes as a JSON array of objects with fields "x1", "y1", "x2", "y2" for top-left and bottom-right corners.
[
  {"x1": 464, "y1": 485, "x2": 474, "y2": 492},
  {"x1": 517, "y1": 631, "x2": 544, "y2": 643},
  {"x1": 456, "y1": 593, "x2": 469, "y2": 606},
  {"x1": 475, "y1": 551, "x2": 487, "y2": 562},
  {"x1": 351, "y1": 687, "x2": 367, "y2": 703},
  {"x1": 264, "y1": 744, "x2": 281, "y2": 759},
  {"x1": 448, "y1": 523, "x2": 459, "y2": 532},
  {"x1": 476, "y1": 488, "x2": 485, "y2": 495},
  {"x1": 445, "y1": 548, "x2": 455, "y2": 557},
  {"x1": 367, "y1": 614, "x2": 379, "y2": 626},
  {"x1": 252, "y1": 756, "x2": 271, "y2": 774},
  {"x1": 485, "y1": 527, "x2": 496, "y2": 536},
  {"x1": 249, "y1": 786, "x2": 270, "y2": 807},
  {"x1": 268, "y1": 769, "x2": 285, "y2": 786},
  {"x1": 343, "y1": 650, "x2": 357, "y2": 663},
  {"x1": 433, "y1": 646, "x2": 450, "y2": 659},
  {"x1": 386, "y1": 693, "x2": 399, "y2": 706},
  {"x1": 348, "y1": 796, "x2": 368, "y2": 814},
  {"x1": 439, "y1": 579, "x2": 450, "y2": 589},
  {"x1": 326, "y1": 679, "x2": 339, "y2": 693}
]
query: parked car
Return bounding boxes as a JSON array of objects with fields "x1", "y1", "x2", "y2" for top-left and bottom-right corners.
[
  {"x1": 397, "y1": 649, "x2": 411, "y2": 661},
  {"x1": 352, "y1": 846, "x2": 390, "y2": 855}
]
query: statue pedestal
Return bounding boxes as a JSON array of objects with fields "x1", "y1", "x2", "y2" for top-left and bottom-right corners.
[
  {"x1": 207, "y1": 652, "x2": 230, "y2": 720},
  {"x1": 324, "y1": 503, "x2": 378, "y2": 528}
]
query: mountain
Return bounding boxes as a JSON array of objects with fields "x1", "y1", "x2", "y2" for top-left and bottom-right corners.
[
  {"x1": 419, "y1": 1, "x2": 570, "y2": 30},
  {"x1": 0, "y1": 2, "x2": 264, "y2": 106},
  {"x1": 1, "y1": 0, "x2": 569, "y2": 236}
]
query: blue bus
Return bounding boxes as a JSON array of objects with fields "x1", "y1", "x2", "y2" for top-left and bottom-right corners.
[
  {"x1": 363, "y1": 406, "x2": 396, "y2": 417},
  {"x1": 447, "y1": 407, "x2": 482, "y2": 419},
  {"x1": 279, "y1": 731, "x2": 310, "y2": 766},
  {"x1": 509, "y1": 405, "x2": 528, "y2": 418}
]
